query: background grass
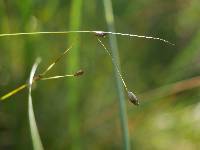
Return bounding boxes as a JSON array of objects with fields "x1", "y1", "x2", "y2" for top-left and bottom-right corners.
[
  {"x1": 103, "y1": 0, "x2": 130, "y2": 149},
  {"x1": 1, "y1": 0, "x2": 200, "y2": 150},
  {"x1": 65, "y1": 0, "x2": 82, "y2": 150}
]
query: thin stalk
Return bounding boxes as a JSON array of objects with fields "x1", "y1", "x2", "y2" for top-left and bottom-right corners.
[
  {"x1": 40, "y1": 74, "x2": 74, "y2": 80},
  {"x1": 0, "y1": 31, "x2": 174, "y2": 45},
  {"x1": 103, "y1": 0, "x2": 130, "y2": 150},
  {"x1": 97, "y1": 38, "x2": 129, "y2": 92},
  {"x1": 96, "y1": 38, "x2": 139, "y2": 105}
]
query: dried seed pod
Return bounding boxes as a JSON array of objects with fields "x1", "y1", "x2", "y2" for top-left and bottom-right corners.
[
  {"x1": 94, "y1": 31, "x2": 107, "y2": 38},
  {"x1": 127, "y1": 91, "x2": 139, "y2": 105},
  {"x1": 74, "y1": 69, "x2": 84, "y2": 77}
]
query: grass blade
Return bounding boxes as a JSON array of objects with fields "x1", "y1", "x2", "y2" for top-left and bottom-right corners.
[
  {"x1": 103, "y1": 0, "x2": 131, "y2": 149},
  {"x1": 28, "y1": 58, "x2": 44, "y2": 150}
]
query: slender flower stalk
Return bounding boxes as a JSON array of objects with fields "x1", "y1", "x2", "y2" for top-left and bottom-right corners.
[
  {"x1": 0, "y1": 30, "x2": 174, "y2": 45},
  {"x1": 97, "y1": 38, "x2": 139, "y2": 105}
]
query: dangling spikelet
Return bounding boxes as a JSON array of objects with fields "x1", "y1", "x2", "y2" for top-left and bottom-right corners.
[{"x1": 96, "y1": 37, "x2": 139, "y2": 105}]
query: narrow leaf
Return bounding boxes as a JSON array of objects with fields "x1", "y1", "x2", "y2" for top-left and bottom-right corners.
[{"x1": 28, "y1": 58, "x2": 44, "y2": 150}]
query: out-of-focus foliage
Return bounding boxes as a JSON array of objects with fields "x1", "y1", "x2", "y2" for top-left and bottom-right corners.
[{"x1": 0, "y1": 0, "x2": 200, "y2": 149}]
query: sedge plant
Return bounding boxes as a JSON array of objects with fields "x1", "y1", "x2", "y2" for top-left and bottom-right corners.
[{"x1": 0, "y1": 29, "x2": 173, "y2": 150}]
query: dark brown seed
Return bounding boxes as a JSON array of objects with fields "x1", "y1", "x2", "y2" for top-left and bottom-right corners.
[
  {"x1": 74, "y1": 69, "x2": 84, "y2": 77},
  {"x1": 127, "y1": 91, "x2": 139, "y2": 105},
  {"x1": 94, "y1": 31, "x2": 107, "y2": 38}
]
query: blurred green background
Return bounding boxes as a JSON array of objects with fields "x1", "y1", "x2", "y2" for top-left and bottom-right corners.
[{"x1": 0, "y1": 0, "x2": 200, "y2": 149}]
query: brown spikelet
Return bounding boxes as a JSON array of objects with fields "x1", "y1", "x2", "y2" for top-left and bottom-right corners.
[
  {"x1": 74, "y1": 69, "x2": 84, "y2": 77},
  {"x1": 127, "y1": 91, "x2": 139, "y2": 105}
]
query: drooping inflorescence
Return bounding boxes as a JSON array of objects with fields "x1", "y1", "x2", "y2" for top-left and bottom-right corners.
[{"x1": 96, "y1": 37, "x2": 139, "y2": 105}]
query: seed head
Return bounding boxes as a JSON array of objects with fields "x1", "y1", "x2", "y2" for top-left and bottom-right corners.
[
  {"x1": 94, "y1": 31, "x2": 107, "y2": 38},
  {"x1": 127, "y1": 91, "x2": 139, "y2": 105},
  {"x1": 74, "y1": 69, "x2": 84, "y2": 77}
]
